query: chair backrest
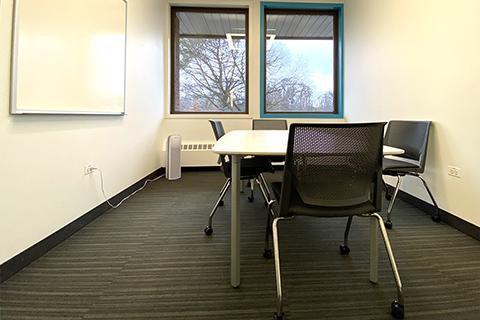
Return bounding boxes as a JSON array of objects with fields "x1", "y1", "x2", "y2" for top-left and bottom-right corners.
[
  {"x1": 209, "y1": 120, "x2": 229, "y2": 173},
  {"x1": 279, "y1": 123, "x2": 385, "y2": 216},
  {"x1": 252, "y1": 119, "x2": 288, "y2": 130},
  {"x1": 209, "y1": 119, "x2": 226, "y2": 140},
  {"x1": 384, "y1": 120, "x2": 431, "y2": 171}
]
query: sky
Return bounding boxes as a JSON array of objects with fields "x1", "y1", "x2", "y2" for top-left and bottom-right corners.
[{"x1": 273, "y1": 39, "x2": 334, "y2": 94}]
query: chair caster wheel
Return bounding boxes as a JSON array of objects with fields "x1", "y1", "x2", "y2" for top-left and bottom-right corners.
[
  {"x1": 391, "y1": 300, "x2": 404, "y2": 319},
  {"x1": 385, "y1": 220, "x2": 393, "y2": 229},
  {"x1": 204, "y1": 226, "x2": 213, "y2": 236},
  {"x1": 273, "y1": 312, "x2": 285, "y2": 320},
  {"x1": 263, "y1": 249, "x2": 273, "y2": 259},
  {"x1": 339, "y1": 245, "x2": 350, "y2": 255},
  {"x1": 248, "y1": 196, "x2": 254, "y2": 202},
  {"x1": 218, "y1": 200, "x2": 224, "y2": 207},
  {"x1": 432, "y1": 215, "x2": 440, "y2": 223}
]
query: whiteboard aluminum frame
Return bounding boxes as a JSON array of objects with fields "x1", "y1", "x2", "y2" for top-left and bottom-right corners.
[{"x1": 9, "y1": 0, "x2": 128, "y2": 115}]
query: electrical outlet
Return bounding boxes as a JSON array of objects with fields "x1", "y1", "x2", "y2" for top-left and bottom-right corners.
[
  {"x1": 84, "y1": 164, "x2": 95, "y2": 175},
  {"x1": 447, "y1": 165, "x2": 461, "y2": 178}
]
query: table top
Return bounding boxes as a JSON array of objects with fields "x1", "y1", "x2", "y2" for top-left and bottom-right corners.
[{"x1": 212, "y1": 130, "x2": 404, "y2": 156}]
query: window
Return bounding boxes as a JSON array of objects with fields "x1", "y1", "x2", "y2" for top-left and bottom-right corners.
[
  {"x1": 260, "y1": 3, "x2": 343, "y2": 118},
  {"x1": 171, "y1": 7, "x2": 249, "y2": 114}
]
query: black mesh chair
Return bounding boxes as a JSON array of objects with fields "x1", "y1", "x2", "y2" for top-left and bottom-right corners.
[
  {"x1": 204, "y1": 120, "x2": 274, "y2": 236},
  {"x1": 383, "y1": 120, "x2": 439, "y2": 228},
  {"x1": 268, "y1": 123, "x2": 404, "y2": 320}
]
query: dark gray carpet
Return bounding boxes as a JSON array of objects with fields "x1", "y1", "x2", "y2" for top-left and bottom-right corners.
[{"x1": 1, "y1": 171, "x2": 479, "y2": 320}]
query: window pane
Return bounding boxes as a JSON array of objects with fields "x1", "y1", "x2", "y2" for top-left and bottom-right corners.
[
  {"x1": 265, "y1": 11, "x2": 336, "y2": 113},
  {"x1": 172, "y1": 9, "x2": 248, "y2": 113}
]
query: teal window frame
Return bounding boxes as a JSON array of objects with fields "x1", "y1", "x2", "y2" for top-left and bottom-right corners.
[{"x1": 260, "y1": 2, "x2": 344, "y2": 119}]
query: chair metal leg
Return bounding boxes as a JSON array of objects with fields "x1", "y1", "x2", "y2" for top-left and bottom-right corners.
[
  {"x1": 371, "y1": 213, "x2": 404, "y2": 306},
  {"x1": 386, "y1": 176, "x2": 401, "y2": 228},
  {"x1": 369, "y1": 216, "x2": 378, "y2": 283},
  {"x1": 255, "y1": 178, "x2": 272, "y2": 206},
  {"x1": 205, "y1": 179, "x2": 231, "y2": 233},
  {"x1": 383, "y1": 179, "x2": 392, "y2": 200},
  {"x1": 272, "y1": 216, "x2": 293, "y2": 319},
  {"x1": 360, "y1": 212, "x2": 404, "y2": 318},
  {"x1": 416, "y1": 175, "x2": 441, "y2": 222},
  {"x1": 256, "y1": 176, "x2": 276, "y2": 237},
  {"x1": 248, "y1": 179, "x2": 255, "y2": 202},
  {"x1": 259, "y1": 173, "x2": 272, "y2": 200},
  {"x1": 263, "y1": 200, "x2": 277, "y2": 259},
  {"x1": 340, "y1": 216, "x2": 353, "y2": 255},
  {"x1": 256, "y1": 178, "x2": 276, "y2": 258},
  {"x1": 263, "y1": 209, "x2": 273, "y2": 259}
]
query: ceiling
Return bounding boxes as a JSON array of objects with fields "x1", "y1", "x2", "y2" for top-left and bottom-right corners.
[
  {"x1": 176, "y1": 11, "x2": 334, "y2": 39},
  {"x1": 267, "y1": 14, "x2": 333, "y2": 39}
]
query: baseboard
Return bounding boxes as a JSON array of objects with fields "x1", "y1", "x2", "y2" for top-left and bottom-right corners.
[
  {"x1": 386, "y1": 185, "x2": 480, "y2": 241},
  {"x1": 0, "y1": 168, "x2": 165, "y2": 283}
]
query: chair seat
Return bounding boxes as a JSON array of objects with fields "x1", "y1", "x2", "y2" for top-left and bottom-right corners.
[
  {"x1": 271, "y1": 182, "x2": 377, "y2": 218},
  {"x1": 224, "y1": 157, "x2": 274, "y2": 180},
  {"x1": 267, "y1": 155, "x2": 286, "y2": 163},
  {"x1": 383, "y1": 158, "x2": 421, "y2": 175}
]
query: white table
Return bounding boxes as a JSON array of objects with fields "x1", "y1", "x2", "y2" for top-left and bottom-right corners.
[{"x1": 212, "y1": 130, "x2": 404, "y2": 288}]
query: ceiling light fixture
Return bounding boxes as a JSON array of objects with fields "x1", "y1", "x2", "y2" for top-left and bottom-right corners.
[
  {"x1": 226, "y1": 33, "x2": 276, "y2": 50},
  {"x1": 226, "y1": 33, "x2": 244, "y2": 50}
]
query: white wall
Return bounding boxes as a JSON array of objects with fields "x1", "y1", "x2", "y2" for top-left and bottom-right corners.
[
  {"x1": 160, "y1": 0, "x2": 344, "y2": 167},
  {"x1": 344, "y1": 0, "x2": 480, "y2": 226},
  {"x1": 0, "y1": 0, "x2": 165, "y2": 264},
  {"x1": 4, "y1": 0, "x2": 476, "y2": 266}
]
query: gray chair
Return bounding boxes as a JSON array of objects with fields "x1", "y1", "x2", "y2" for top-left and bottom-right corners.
[
  {"x1": 267, "y1": 123, "x2": 404, "y2": 320},
  {"x1": 383, "y1": 120, "x2": 439, "y2": 229},
  {"x1": 252, "y1": 119, "x2": 288, "y2": 164},
  {"x1": 252, "y1": 119, "x2": 288, "y2": 131},
  {"x1": 204, "y1": 120, "x2": 274, "y2": 236}
]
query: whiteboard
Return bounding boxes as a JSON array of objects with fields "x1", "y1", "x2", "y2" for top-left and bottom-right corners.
[{"x1": 10, "y1": 0, "x2": 127, "y2": 115}]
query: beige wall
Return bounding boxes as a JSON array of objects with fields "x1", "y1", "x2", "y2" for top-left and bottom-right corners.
[
  {"x1": 344, "y1": 0, "x2": 480, "y2": 226},
  {"x1": 2, "y1": 0, "x2": 478, "y2": 265},
  {"x1": 0, "y1": 0, "x2": 165, "y2": 264}
]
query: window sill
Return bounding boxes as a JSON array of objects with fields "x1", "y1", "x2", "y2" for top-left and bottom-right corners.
[
  {"x1": 261, "y1": 113, "x2": 344, "y2": 119},
  {"x1": 164, "y1": 113, "x2": 254, "y2": 120}
]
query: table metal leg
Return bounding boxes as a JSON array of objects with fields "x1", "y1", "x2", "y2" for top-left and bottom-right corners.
[{"x1": 231, "y1": 155, "x2": 241, "y2": 288}]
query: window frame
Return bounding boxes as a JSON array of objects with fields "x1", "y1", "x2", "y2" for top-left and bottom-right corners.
[
  {"x1": 170, "y1": 6, "x2": 250, "y2": 115},
  {"x1": 260, "y1": 2, "x2": 344, "y2": 119}
]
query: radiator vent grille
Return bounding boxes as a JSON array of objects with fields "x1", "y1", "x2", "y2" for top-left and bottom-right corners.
[{"x1": 181, "y1": 143, "x2": 214, "y2": 151}]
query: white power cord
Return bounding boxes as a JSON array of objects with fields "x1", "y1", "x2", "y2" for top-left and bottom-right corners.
[{"x1": 90, "y1": 167, "x2": 165, "y2": 209}]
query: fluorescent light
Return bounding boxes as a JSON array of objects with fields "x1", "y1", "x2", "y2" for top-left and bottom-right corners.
[
  {"x1": 226, "y1": 33, "x2": 244, "y2": 50},
  {"x1": 266, "y1": 34, "x2": 276, "y2": 50},
  {"x1": 226, "y1": 33, "x2": 276, "y2": 50}
]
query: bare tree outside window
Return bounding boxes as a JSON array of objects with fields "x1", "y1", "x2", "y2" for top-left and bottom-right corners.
[
  {"x1": 266, "y1": 42, "x2": 334, "y2": 112},
  {"x1": 178, "y1": 37, "x2": 246, "y2": 112}
]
